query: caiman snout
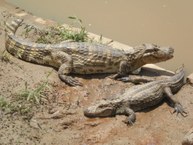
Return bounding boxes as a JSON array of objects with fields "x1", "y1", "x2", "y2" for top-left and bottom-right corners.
[
  {"x1": 142, "y1": 44, "x2": 174, "y2": 63},
  {"x1": 161, "y1": 46, "x2": 174, "y2": 59},
  {"x1": 84, "y1": 103, "x2": 115, "y2": 118},
  {"x1": 84, "y1": 108, "x2": 95, "y2": 117}
]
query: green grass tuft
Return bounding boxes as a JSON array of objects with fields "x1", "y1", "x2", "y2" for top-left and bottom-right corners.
[
  {"x1": 23, "y1": 16, "x2": 89, "y2": 44},
  {"x1": 0, "y1": 96, "x2": 8, "y2": 110},
  {"x1": 19, "y1": 72, "x2": 51, "y2": 104},
  {"x1": 0, "y1": 50, "x2": 12, "y2": 63}
]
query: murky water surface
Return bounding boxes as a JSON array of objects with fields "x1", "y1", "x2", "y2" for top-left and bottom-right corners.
[{"x1": 6, "y1": 0, "x2": 193, "y2": 74}]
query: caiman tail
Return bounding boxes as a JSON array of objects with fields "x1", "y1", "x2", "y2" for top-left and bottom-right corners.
[
  {"x1": 5, "y1": 19, "x2": 54, "y2": 67},
  {"x1": 166, "y1": 65, "x2": 185, "y2": 93}
]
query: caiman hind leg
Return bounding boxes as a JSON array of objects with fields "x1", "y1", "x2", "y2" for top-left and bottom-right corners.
[
  {"x1": 164, "y1": 87, "x2": 187, "y2": 117},
  {"x1": 52, "y1": 51, "x2": 82, "y2": 86}
]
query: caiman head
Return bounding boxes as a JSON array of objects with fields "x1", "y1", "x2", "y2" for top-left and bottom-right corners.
[
  {"x1": 84, "y1": 100, "x2": 116, "y2": 118},
  {"x1": 137, "y1": 43, "x2": 174, "y2": 64}
]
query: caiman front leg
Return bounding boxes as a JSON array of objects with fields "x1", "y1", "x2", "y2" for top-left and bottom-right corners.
[
  {"x1": 111, "y1": 60, "x2": 155, "y2": 83},
  {"x1": 123, "y1": 107, "x2": 136, "y2": 125},
  {"x1": 116, "y1": 105, "x2": 136, "y2": 125},
  {"x1": 164, "y1": 87, "x2": 187, "y2": 117},
  {"x1": 58, "y1": 64, "x2": 82, "y2": 86},
  {"x1": 52, "y1": 51, "x2": 82, "y2": 86},
  {"x1": 111, "y1": 61, "x2": 131, "y2": 79}
]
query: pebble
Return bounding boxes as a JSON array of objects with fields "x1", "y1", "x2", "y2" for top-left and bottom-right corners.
[{"x1": 29, "y1": 118, "x2": 41, "y2": 129}]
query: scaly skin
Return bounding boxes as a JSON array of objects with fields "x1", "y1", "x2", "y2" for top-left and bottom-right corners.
[
  {"x1": 5, "y1": 18, "x2": 174, "y2": 86},
  {"x1": 84, "y1": 66, "x2": 187, "y2": 124}
]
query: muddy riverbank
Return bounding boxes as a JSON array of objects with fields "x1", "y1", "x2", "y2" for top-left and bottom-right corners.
[{"x1": 0, "y1": 1, "x2": 193, "y2": 145}]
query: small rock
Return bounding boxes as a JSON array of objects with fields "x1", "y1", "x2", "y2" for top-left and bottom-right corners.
[
  {"x1": 182, "y1": 128, "x2": 193, "y2": 145},
  {"x1": 65, "y1": 109, "x2": 77, "y2": 115},
  {"x1": 29, "y1": 118, "x2": 41, "y2": 129},
  {"x1": 81, "y1": 90, "x2": 89, "y2": 98},
  {"x1": 48, "y1": 106, "x2": 59, "y2": 114},
  {"x1": 60, "y1": 119, "x2": 74, "y2": 129},
  {"x1": 48, "y1": 106, "x2": 77, "y2": 119},
  {"x1": 187, "y1": 74, "x2": 193, "y2": 86},
  {"x1": 84, "y1": 121, "x2": 101, "y2": 127},
  {"x1": 50, "y1": 110, "x2": 65, "y2": 119}
]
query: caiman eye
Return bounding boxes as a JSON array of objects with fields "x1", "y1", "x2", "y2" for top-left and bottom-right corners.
[
  {"x1": 153, "y1": 47, "x2": 159, "y2": 52},
  {"x1": 98, "y1": 101, "x2": 111, "y2": 108},
  {"x1": 153, "y1": 44, "x2": 160, "y2": 50},
  {"x1": 99, "y1": 104, "x2": 108, "y2": 108}
]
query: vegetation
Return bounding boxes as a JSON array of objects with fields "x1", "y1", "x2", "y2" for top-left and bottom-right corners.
[
  {"x1": 19, "y1": 79, "x2": 49, "y2": 104},
  {"x1": 0, "y1": 95, "x2": 32, "y2": 118},
  {"x1": 23, "y1": 16, "x2": 90, "y2": 44},
  {"x1": 18, "y1": 72, "x2": 51, "y2": 104},
  {"x1": 0, "y1": 50, "x2": 12, "y2": 63},
  {"x1": 0, "y1": 96, "x2": 8, "y2": 110},
  {"x1": 0, "y1": 72, "x2": 52, "y2": 120}
]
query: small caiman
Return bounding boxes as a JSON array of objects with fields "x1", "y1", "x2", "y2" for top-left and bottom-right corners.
[
  {"x1": 84, "y1": 66, "x2": 187, "y2": 124},
  {"x1": 5, "y1": 18, "x2": 174, "y2": 86}
]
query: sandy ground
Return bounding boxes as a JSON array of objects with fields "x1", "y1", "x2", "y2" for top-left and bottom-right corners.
[{"x1": 0, "y1": 1, "x2": 193, "y2": 145}]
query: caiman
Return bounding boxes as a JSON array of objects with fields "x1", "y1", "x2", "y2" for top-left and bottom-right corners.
[
  {"x1": 5, "y1": 18, "x2": 174, "y2": 86},
  {"x1": 84, "y1": 65, "x2": 187, "y2": 124}
]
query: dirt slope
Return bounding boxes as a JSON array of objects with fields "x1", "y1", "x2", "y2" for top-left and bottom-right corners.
[{"x1": 0, "y1": 1, "x2": 193, "y2": 145}]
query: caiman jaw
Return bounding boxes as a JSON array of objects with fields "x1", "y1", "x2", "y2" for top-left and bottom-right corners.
[
  {"x1": 84, "y1": 108, "x2": 96, "y2": 117},
  {"x1": 157, "y1": 46, "x2": 174, "y2": 59},
  {"x1": 84, "y1": 103, "x2": 115, "y2": 118}
]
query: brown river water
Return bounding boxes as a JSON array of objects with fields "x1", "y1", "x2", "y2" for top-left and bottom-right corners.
[{"x1": 6, "y1": 0, "x2": 193, "y2": 74}]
